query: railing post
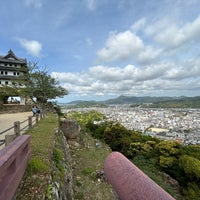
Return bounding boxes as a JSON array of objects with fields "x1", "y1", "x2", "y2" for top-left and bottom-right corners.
[
  {"x1": 36, "y1": 114, "x2": 39, "y2": 123},
  {"x1": 28, "y1": 116, "x2": 32, "y2": 128},
  {"x1": 14, "y1": 121, "x2": 20, "y2": 136}
]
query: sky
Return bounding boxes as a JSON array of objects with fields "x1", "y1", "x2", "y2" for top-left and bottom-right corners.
[{"x1": 1, "y1": 0, "x2": 200, "y2": 103}]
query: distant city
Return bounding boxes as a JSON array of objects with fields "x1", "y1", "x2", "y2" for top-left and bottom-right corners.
[{"x1": 63, "y1": 105, "x2": 200, "y2": 145}]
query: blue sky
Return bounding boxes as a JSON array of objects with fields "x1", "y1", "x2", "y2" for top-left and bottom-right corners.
[{"x1": 1, "y1": 0, "x2": 200, "y2": 103}]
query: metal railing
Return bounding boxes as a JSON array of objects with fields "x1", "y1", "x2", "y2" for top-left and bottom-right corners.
[{"x1": 0, "y1": 113, "x2": 44, "y2": 148}]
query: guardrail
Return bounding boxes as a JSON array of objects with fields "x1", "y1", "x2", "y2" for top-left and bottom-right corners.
[
  {"x1": 104, "y1": 152, "x2": 175, "y2": 200},
  {"x1": 0, "y1": 135, "x2": 31, "y2": 200},
  {"x1": 0, "y1": 113, "x2": 44, "y2": 148}
]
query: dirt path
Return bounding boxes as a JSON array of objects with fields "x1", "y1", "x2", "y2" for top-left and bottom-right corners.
[{"x1": 0, "y1": 112, "x2": 32, "y2": 149}]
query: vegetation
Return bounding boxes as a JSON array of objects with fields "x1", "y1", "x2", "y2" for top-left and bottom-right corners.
[
  {"x1": 0, "y1": 85, "x2": 20, "y2": 104},
  {"x1": 64, "y1": 110, "x2": 105, "y2": 126},
  {"x1": 20, "y1": 62, "x2": 68, "y2": 104},
  {"x1": 14, "y1": 109, "x2": 200, "y2": 199},
  {"x1": 16, "y1": 111, "x2": 114, "y2": 199},
  {"x1": 66, "y1": 101, "x2": 107, "y2": 108},
  {"x1": 69, "y1": 110, "x2": 200, "y2": 200},
  {"x1": 16, "y1": 114, "x2": 58, "y2": 200},
  {"x1": 70, "y1": 130, "x2": 114, "y2": 200},
  {"x1": 0, "y1": 62, "x2": 68, "y2": 106},
  {"x1": 145, "y1": 96, "x2": 200, "y2": 108}
]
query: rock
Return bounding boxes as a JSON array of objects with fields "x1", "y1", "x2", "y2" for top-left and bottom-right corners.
[{"x1": 60, "y1": 119, "x2": 80, "y2": 142}]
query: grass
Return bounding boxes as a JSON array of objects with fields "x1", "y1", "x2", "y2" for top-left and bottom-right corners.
[
  {"x1": 16, "y1": 114, "x2": 58, "y2": 200},
  {"x1": 133, "y1": 155, "x2": 182, "y2": 199},
  {"x1": 15, "y1": 111, "x2": 181, "y2": 199},
  {"x1": 16, "y1": 114, "x2": 115, "y2": 200},
  {"x1": 71, "y1": 131, "x2": 115, "y2": 200}
]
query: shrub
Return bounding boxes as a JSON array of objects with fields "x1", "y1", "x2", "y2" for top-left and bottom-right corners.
[{"x1": 28, "y1": 157, "x2": 49, "y2": 174}]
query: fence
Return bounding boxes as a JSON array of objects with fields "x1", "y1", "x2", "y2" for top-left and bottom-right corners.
[{"x1": 0, "y1": 113, "x2": 44, "y2": 148}]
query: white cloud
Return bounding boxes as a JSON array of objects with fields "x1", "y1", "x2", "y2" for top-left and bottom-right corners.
[
  {"x1": 97, "y1": 31, "x2": 144, "y2": 62},
  {"x1": 18, "y1": 38, "x2": 42, "y2": 57},
  {"x1": 131, "y1": 18, "x2": 146, "y2": 32},
  {"x1": 97, "y1": 30, "x2": 161, "y2": 64},
  {"x1": 25, "y1": 0, "x2": 43, "y2": 8},
  {"x1": 146, "y1": 15, "x2": 200, "y2": 48},
  {"x1": 51, "y1": 57, "x2": 200, "y2": 99}
]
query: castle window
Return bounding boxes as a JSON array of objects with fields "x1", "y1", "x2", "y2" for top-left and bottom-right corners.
[
  {"x1": 0, "y1": 81, "x2": 1, "y2": 84},
  {"x1": 5, "y1": 71, "x2": 8, "y2": 75},
  {"x1": 5, "y1": 81, "x2": 8, "y2": 85},
  {"x1": 13, "y1": 72, "x2": 16, "y2": 75},
  {"x1": 1, "y1": 71, "x2": 3, "y2": 74}
]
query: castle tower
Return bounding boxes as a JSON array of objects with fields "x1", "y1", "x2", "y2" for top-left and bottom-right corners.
[{"x1": 0, "y1": 50, "x2": 28, "y2": 104}]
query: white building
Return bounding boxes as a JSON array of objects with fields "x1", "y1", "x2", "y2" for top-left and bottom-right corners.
[{"x1": 0, "y1": 50, "x2": 28, "y2": 104}]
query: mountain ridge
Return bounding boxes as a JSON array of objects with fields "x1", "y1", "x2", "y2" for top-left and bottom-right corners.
[{"x1": 65, "y1": 95, "x2": 199, "y2": 105}]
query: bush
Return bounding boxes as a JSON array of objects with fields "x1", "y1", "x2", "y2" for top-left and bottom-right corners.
[{"x1": 28, "y1": 158, "x2": 49, "y2": 174}]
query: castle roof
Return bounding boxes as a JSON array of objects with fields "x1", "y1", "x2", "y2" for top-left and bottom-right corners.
[{"x1": 0, "y1": 50, "x2": 27, "y2": 64}]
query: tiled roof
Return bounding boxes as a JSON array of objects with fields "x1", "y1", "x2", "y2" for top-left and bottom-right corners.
[{"x1": 0, "y1": 50, "x2": 26, "y2": 64}]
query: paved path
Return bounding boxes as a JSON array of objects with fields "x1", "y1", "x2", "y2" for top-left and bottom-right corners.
[{"x1": 0, "y1": 112, "x2": 32, "y2": 149}]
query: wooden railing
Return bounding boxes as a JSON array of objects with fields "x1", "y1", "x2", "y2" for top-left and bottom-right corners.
[{"x1": 0, "y1": 113, "x2": 44, "y2": 148}]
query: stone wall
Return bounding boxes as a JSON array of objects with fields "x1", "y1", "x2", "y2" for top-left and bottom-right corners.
[{"x1": 0, "y1": 104, "x2": 32, "y2": 114}]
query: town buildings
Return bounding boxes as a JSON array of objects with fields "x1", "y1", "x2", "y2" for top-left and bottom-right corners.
[{"x1": 63, "y1": 105, "x2": 200, "y2": 145}]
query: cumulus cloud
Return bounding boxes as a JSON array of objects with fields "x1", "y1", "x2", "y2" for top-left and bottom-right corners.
[
  {"x1": 97, "y1": 30, "x2": 161, "y2": 64},
  {"x1": 17, "y1": 38, "x2": 42, "y2": 57},
  {"x1": 146, "y1": 15, "x2": 200, "y2": 48},
  {"x1": 50, "y1": 9, "x2": 200, "y2": 100},
  {"x1": 51, "y1": 57, "x2": 200, "y2": 98},
  {"x1": 97, "y1": 15, "x2": 200, "y2": 66}
]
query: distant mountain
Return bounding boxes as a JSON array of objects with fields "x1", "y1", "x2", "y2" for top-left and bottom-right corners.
[
  {"x1": 67, "y1": 95, "x2": 189, "y2": 105},
  {"x1": 102, "y1": 95, "x2": 181, "y2": 104},
  {"x1": 65, "y1": 96, "x2": 200, "y2": 108},
  {"x1": 66, "y1": 100, "x2": 106, "y2": 108},
  {"x1": 148, "y1": 96, "x2": 200, "y2": 108}
]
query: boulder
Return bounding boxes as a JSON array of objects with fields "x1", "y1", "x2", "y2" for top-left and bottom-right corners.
[{"x1": 60, "y1": 119, "x2": 80, "y2": 142}]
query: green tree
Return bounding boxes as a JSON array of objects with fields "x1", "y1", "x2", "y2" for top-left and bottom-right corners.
[
  {"x1": 183, "y1": 145, "x2": 200, "y2": 160},
  {"x1": 155, "y1": 140, "x2": 182, "y2": 157},
  {"x1": 102, "y1": 122, "x2": 141, "y2": 155},
  {"x1": 20, "y1": 62, "x2": 68, "y2": 104},
  {"x1": 155, "y1": 140, "x2": 183, "y2": 177},
  {"x1": 183, "y1": 182, "x2": 200, "y2": 200},
  {"x1": 179, "y1": 155, "x2": 200, "y2": 180},
  {"x1": 0, "y1": 85, "x2": 20, "y2": 105}
]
